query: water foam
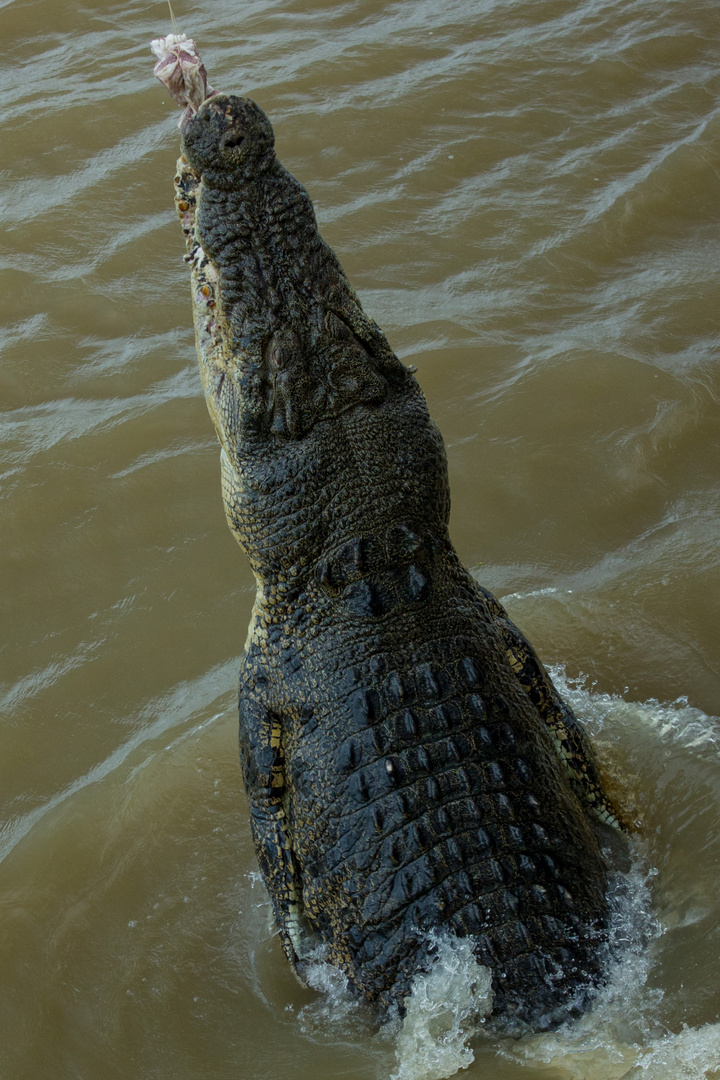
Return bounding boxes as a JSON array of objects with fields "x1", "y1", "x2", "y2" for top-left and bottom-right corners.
[
  {"x1": 507, "y1": 1020, "x2": 720, "y2": 1080},
  {"x1": 294, "y1": 931, "x2": 493, "y2": 1077},
  {"x1": 496, "y1": 674, "x2": 720, "y2": 1080},
  {"x1": 499, "y1": 847, "x2": 665, "y2": 1078},
  {"x1": 389, "y1": 932, "x2": 493, "y2": 1080},
  {"x1": 292, "y1": 679, "x2": 720, "y2": 1079},
  {"x1": 290, "y1": 936, "x2": 372, "y2": 1033}
]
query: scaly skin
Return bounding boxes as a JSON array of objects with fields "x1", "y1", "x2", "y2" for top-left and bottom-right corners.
[{"x1": 172, "y1": 93, "x2": 620, "y2": 1031}]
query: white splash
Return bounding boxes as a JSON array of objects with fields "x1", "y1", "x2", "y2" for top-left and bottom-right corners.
[
  {"x1": 297, "y1": 946, "x2": 367, "y2": 1032},
  {"x1": 497, "y1": 673, "x2": 720, "y2": 1080},
  {"x1": 290, "y1": 677, "x2": 720, "y2": 1080},
  {"x1": 627, "y1": 1025, "x2": 720, "y2": 1078},
  {"x1": 507, "y1": 1021, "x2": 720, "y2": 1080},
  {"x1": 499, "y1": 852, "x2": 663, "y2": 1077},
  {"x1": 390, "y1": 933, "x2": 494, "y2": 1080}
]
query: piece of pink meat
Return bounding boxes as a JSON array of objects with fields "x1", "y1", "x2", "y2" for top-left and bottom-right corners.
[{"x1": 151, "y1": 33, "x2": 217, "y2": 125}]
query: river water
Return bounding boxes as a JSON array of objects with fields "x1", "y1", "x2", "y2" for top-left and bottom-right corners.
[{"x1": 1, "y1": 0, "x2": 719, "y2": 1077}]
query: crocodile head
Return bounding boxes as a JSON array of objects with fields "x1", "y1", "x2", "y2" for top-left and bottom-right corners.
[
  {"x1": 176, "y1": 95, "x2": 450, "y2": 596},
  {"x1": 181, "y1": 94, "x2": 275, "y2": 189}
]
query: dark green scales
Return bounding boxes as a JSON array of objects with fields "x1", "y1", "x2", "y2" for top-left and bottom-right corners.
[{"x1": 173, "y1": 93, "x2": 620, "y2": 1030}]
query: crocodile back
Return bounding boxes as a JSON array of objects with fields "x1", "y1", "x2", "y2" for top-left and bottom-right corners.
[{"x1": 245, "y1": 567, "x2": 608, "y2": 1030}]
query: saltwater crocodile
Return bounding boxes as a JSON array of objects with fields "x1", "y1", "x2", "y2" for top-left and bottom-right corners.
[{"x1": 154, "y1": 35, "x2": 620, "y2": 1031}]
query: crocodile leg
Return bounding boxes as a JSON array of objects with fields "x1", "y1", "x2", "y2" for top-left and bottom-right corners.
[
  {"x1": 238, "y1": 691, "x2": 306, "y2": 970},
  {"x1": 475, "y1": 584, "x2": 620, "y2": 829}
]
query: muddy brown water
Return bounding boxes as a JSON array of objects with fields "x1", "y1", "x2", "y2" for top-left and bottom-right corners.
[{"x1": 1, "y1": 0, "x2": 719, "y2": 1077}]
